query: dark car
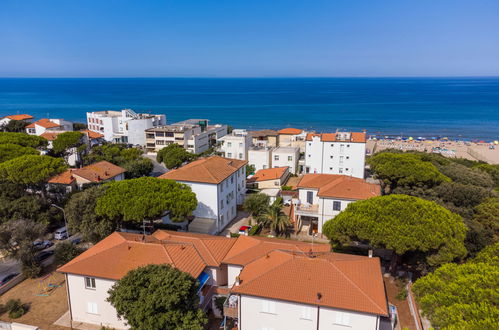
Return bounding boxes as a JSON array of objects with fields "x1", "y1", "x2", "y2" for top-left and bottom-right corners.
[
  {"x1": 0, "y1": 273, "x2": 19, "y2": 286},
  {"x1": 33, "y1": 240, "x2": 54, "y2": 250},
  {"x1": 35, "y1": 250, "x2": 54, "y2": 263}
]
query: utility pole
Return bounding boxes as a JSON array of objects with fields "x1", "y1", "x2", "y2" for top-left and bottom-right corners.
[{"x1": 51, "y1": 204, "x2": 70, "y2": 236}]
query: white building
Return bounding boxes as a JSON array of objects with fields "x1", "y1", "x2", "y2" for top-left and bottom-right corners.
[
  {"x1": 0, "y1": 114, "x2": 33, "y2": 127},
  {"x1": 159, "y1": 156, "x2": 247, "y2": 234},
  {"x1": 278, "y1": 127, "x2": 308, "y2": 152},
  {"x1": 86, "y1": 109, "x2": 166, "y2": 145},
  {"x1": 248, "y1": 146, "x2": 300, "y2": 174},
  {"x1": 145, "y1": 119, "x2": 227, "y2": 154},
  {"x1": 58, "y1": 232, "x2": 390, "y2": 330},
  {"x1": 304, "y1": 132, "x2": 366, "y2": 179},
  {"x1": 25, "y1": 118, "x2": 73, "y2": 136},
  {"x1": 218, "y1": 129, "x2": 252, "y2": 160},
  {"x1": 294, "y1": 174, "x2": 380, "y2": 235},
  {"x1": 248, "y1": 146, "x2": 272, "y2": 171}
]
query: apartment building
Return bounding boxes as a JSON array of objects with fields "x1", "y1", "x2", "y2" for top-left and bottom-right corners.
[
  {"x1": 58, "y1": 231, "x2": 390, "y2": 330},
  {"x1": 278, "y1": 127, "x2": 308, "y2": 152},
  {"x1": 250, "y1": 129, "x2": 279, "y2": 147},
  {"x1": 247, "y1": 167, "x2": 290, "y2": 189},
  {"x1": 304, "y1": 131, "x2": 366, "y2": 179},
  {"x1": 159, "y1": 156, "x2": 246, "y2": 234},
  {"x1": 145, "y1": 119, "x2": 227, "y2": 154},
  {"x1": 25, "y1": 118, "x2": 73, "y2": 136},
  {"x1": 86, "y1": 109, "x2": 166, "y2": 145},
  {"x1": 218, "y1": 129, "x2": 252, "y2": 160},
  {"x1": 294, "y1": 174, "x2": 380, "y2": 235},
  {"x1": 248, "y1": 146, "x2": 300, "y2": 174}
]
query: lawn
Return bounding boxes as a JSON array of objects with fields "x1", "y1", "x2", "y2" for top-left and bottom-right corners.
[{"x1": 0, "y1": 264, "x2": 69, "y2": 329}]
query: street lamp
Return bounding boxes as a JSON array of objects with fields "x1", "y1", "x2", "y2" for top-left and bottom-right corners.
[{"x1": 51, "y1": 204, "x2": 69, "y2": 237}]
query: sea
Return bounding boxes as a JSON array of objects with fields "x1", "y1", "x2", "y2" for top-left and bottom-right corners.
[{"x1": 0, "y1": 77, "x2": 498, "y2": 140}]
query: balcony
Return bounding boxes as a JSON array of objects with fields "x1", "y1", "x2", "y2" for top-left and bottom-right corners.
[
  {"x1": 295, "y1": 204, "x2": 319, "y2": 216},
  {"x1": 223, "y1": 295, "x2": 238, "y2": 319}
]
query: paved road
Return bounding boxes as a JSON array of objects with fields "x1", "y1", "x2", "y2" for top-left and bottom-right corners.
[
  {"x1": 144, "y1": 154, "x2": 168, "y2": 177},
  {"x1": 0, "y1": 257, "x2": 21, "y2": 279}
]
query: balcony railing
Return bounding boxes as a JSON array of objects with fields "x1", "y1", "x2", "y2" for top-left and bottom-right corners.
[
  {"x1": 295, "y1": 204, "x2": 319, "y2": 215},
  {"x1": 223, "y1": 295, "x2": 239, "y2": 319}
]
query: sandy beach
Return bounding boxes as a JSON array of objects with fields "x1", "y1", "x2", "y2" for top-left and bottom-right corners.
[{"x1": 367, "y1": 139, "x2": 499, "y2": 164}]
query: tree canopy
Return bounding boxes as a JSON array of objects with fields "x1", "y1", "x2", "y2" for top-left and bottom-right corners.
[
  {"x1": 323, "y1": 195, "x2": 467, "y2": 268},
  {"x1": 368, "y1": 152, "x2": 449, "y2": 191},
  {"x1": 243, "y1": 193, "x2": 270, "y2": 218},
  {"x1": 413, "y1": 243, "x2": 499, "y2": 329},
  {"x1": 65, "y1": 186, "x2": 115, "y2": 243},
  {"x1": 1, "y1": 120, "x2": 30, "y2": 132},
  {"x1": 156, "y1": 144, "x2": 194, "y2": 169},
  {"x1": 0, "y1": 143, "x2": 38, "y2": 163},
  {"x1": 438, "y1": 162, "x2": 495, "y2": 188},
  {"x1": 95, "y1": 177, "x2": 197, "y2": 223},
  {"x1": 0, "y1": 132, "x2": 48, "y2": 148},
  {"x1": 0, "y1": 155, "x2": 67, "y2": 186},
  {"x1": 52, "y1": 131, "x2": 83, "y2": 155},
  {"x1": 258, "y1": 198, "x2": 291, "y2": 236},
  {"x1": 107, "y1": 264, "x2": 207, "y2": 330}
]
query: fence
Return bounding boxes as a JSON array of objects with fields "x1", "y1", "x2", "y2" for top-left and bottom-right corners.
[{"x1": 0, "y1": 274, "x2": 25, "y2": 295}]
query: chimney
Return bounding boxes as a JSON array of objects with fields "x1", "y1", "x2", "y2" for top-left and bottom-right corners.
[
  {"x1": 235, "y1": 276, "x2": 241, "y2": 286},
  {"x1": 368, "y1": 249, "x2": 373, "y2": 258}
]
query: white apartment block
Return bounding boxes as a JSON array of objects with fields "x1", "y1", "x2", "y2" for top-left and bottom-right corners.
[
  {"x1": 26, "y1": 118, "x2": 73, "y2": 136},
  {"x1": 145, "y1": 119, "x2": 227, "y2": 154},
  {"x1": 159, "y1": 156, "x2": 246, "y2": 234},
  {"x1": 58, "y1": 232, "x2": 390, "y2": 330},
  {"x1": 304, "y1": 132, "x2": 367, "y2": 179},
  {"x1": 248, "y1": 146, "x2": 300, "y2": 174},
  {"x1": 86, "y1": 109, "x2": 166, "y2": 145},
  {"x1": 294, "y1": 174, "x2": 380, "y2": 235},
  {"x1": 218, "y1": 129, "x2": 252, "y2": 160},
  {"x1": 278, "y1": 128, "x2": 308, "y2": 152}
]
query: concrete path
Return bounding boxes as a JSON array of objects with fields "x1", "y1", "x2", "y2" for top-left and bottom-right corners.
[{"x1": 144, "y1": 153, "x2": 168, "y2": 177}]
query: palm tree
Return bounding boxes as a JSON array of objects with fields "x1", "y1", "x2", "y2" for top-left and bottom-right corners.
[{"x1": 258, "y1": 199, "x2": 291, "y2": 236}]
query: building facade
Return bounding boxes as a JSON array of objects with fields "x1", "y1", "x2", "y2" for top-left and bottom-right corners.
[
  {"x1": 278, "y1": 128, "x2": 308, "y2": 152},
  {"x1": 304, "y1": 132, "x2": 366, "y2": 179},
  {"x1": 26, "y1": 118, "x2": 73, "y2": 136},
  {"x1": 271, "y1": 146, "x2": 300, "y2": 174},
  {"x1": 86, "y1": 109, "x2": 166, "y2": 145},
  {"x1": 218, "y1": 129, "x2": 253, "y2": 160}
]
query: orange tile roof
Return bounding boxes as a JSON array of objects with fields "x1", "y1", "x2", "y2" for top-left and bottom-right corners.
[
  {"x1": 81, "y1": 129, "x2": 104, "y2": 139},
  {"x1": 26, "y1": 118, "x2": 61, "y2": 129},
  {"x1": 297, "y1": 174, "x2": 380, "y2": 200},
  {"x1": 159, "y1": 156, "x2": 247, "y2": 184},
  {"x1": 248, "y1": 167, "x2": 288, "y2": 183},
  {"x1": 58, "y1": 230, "x2": 235, "y2": 280},
  {"x1": 232, "y1": 250, "x2": 388, "y2": 316},
  {"x1": 222, "y1": 235, "x2": 330, "y2": 266},
  {"x1": 306, "y1": 132, "x2": 366, "y2": 143},
  {"x1": 40, "y1": 131, "x2": 63, "y2": 141},
  {"x1": 48, "y1": 169, "x2": 76, "y2": 184},
  {"x1": 278, "y1": 128, "x2": 303, "y2": 135},
  {"x1": 72, "y1": 161, "x2": 126, "y2": 183},
  {"x1": 4, "y1": 114, "x2": 33, "y2": 121}
]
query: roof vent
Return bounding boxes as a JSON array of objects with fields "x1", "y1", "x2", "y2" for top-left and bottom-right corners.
[{"x1": 316, "y1": 292, "x2": 322, "y2": 302}]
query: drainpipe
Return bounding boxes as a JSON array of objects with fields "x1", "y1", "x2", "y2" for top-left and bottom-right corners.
[
  {"x1": 65, "y1": 273, "x2": 74, "y2": 330},
  {"x1": 316, "y1": 305, "x2": 320, "y2": 330}
]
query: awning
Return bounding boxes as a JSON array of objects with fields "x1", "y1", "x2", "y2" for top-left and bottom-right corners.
[{"x1": 197, "y1": 271, "x2": 210, "y2": 292}]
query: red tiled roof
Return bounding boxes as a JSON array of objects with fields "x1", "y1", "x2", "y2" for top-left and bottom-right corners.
[
  {"x1": 222, "y1": 235, "x2": 330, "y2": 266},
  {"x1": 40, "y1": 131, "x2": 63, "y2": 141},
  {"x1": 159, "y1": 156, "x2": 247, "y2": 184},
  {"x1": 58, "y1": 230, "x2": 235, "y2": 280},
  {"x1": 306, "y1": 132, "x2": 366, "y2": 143},
  {"x1": 81, "y1": 130, "x2": 104, "y2": 139},
  {"x1": 297, "y1": 174, "x2": 380, "y2": 200},
  {"x1": 48, "y1": 169, "x2": 76, "y2": 185},
  {"x1": 72, "y1": 161, "x2": 126, "y2": 183},
  {"x1": 4, "y1": 114, "x2": 33, "y2": 121},
  {"x1": 232, "y1": 250, "x2": 388, "y2": 316},
  {"x1": 278, "y1": 128, "x2": 302, "y2": 135},
  {"x1": 248, "y1": 167, "x2": 288, "y2": 183},
  {"x1": 26, "y1": 118, "x2": 61, "y2": 129}
]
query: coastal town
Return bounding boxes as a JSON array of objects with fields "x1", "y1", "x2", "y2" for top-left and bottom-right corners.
[{"x1": 0, "y1": 109, "x2": 496, "y2": 330}]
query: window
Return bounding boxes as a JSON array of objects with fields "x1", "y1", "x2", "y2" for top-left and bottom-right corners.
[
  {"x1": 227, "y1": 142, "x2": 232, "y2": 147},
  {"x1": 346, "y1": 156, "x2": 350, "y2": 160},
  {"x1": 220, "y1": 184, "x2": 224, "y2": 192},
  {"x1": 87, "y1": 302, "x2": 98, "y2": 315},
  {"x1": 339, "y1": 168, "x2": 343, "y2": 174},
  {"x1": 347, "y1": 144, "x2": 350, "y2": 147},
  {"x1": 307, "y1": 191, "x2": 313, "y2": 204},
  {"x1": 288, "y1": 156, "x2": 292, "y2": 161},
  {"x1": 274, "y1": 155, "x2": 279, "y2": 161},
  {"x1": 300, "y1": 306, "x2": 312, "y2": 320},
  {"x1": 220, "y1": 200, "x2": 224, "y2": 209},
  {"x1": 333, "y1": 201, "x2": 341, "y2": 211},
  {"x1": 308, "y1": 154, "x2": 311, "y2": 158},
  {"x1": 261, "y1": 300, "x2": 276, "y2": 314},
  {"x1": 329, "y1": 167, "x2": 333, "y2": 170},
  {"x1": 263, "y1": 165, "x2": 267, "y2": 169},
  {"x1": 85, "y1": 277, "x2": 96, "y2": 289},
  {"x1": 239, "y1": 143, "x2": 243, "y2": 147},
  {"x1": 274, "y1": 181, "x2": 280, "y2": 186},
  {"x1": 308, "y1": 143, "x2": 312, "y2": 146},
  {"x1": 334, "y1": 312, "x2": 350, "y2": 326},
  {"x1": 340, "y1": 144, "x2": 345, "y2": 153},
  {"x1": 231, "y1": 176, "x2": 234, "y2": 184},
  {"x1": 220, "y1": 214, "x2": 224, "y2": 223},
  {"x1": 330, "y1": 155, "x2": 333, "y2": 159},
  {"x1": 227, "y1": 152, "x2": 232, "y2": 158},
  {"x1": 239, "y1": 153, "x2": 243, "y2": 159}
]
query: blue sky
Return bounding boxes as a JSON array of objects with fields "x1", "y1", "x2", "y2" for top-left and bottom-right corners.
[{"x1": 1, "y1": 0, "x2": 498, "y2": 77}]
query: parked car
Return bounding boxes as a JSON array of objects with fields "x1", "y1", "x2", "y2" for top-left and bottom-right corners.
[
  {"x1": 70, "y1": 237, "x2": 82, "y2": 245},
  {"x1": 33, "y1": 240, "x2": 54, "y2": 250},
  {"x1": 0, "y1": 273, "x2": 19, "y2": 286},
  {"x1": 35, "y1": 250, "x2": 54, "y2": 263},
  {"x1": 54, "y1": 227, "x2": 68, "y2": 240},
  {"x1": 238, "y1": 225, "x2": 252, "y2": 236}
]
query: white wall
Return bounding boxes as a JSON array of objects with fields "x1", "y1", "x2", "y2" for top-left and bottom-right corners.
[
  {"x1": 271, "y1": 147, "x2": 299, "y2": 174},
  {"x1": 219, "y1": 133, "x2": 252, "y2": 160},
  {"x1": 248, "y1": 148, "x2": 271, "y2": 171},
  {"x1": 67, "y1": 274, "x2": 127, "y2": 329},
  {"x1": 180, "y1": 181, "x2": 219, "y2": 219},
  {"x1": 227, "y1": 265, "x2": 243, "y2": 287},
  {"x1": 239, "y1": 295, "x2": 380, "y2": 330}
]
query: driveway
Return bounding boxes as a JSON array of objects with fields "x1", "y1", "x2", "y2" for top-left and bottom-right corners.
[
  {"x1": 0, "y1": 257, "x2": 21, "y2": 279},
  {"x1": 144, "y1": 153, "x2": 168, "y2": 177}
]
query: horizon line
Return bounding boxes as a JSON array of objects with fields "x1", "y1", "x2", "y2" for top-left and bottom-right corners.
[{"x1": 1, "y1": 75, "x2": 499, "y2": 79}]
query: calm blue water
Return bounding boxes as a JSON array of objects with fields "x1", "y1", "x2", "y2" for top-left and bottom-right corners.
[{"x1": 0, "y1": 77, "x2": 498, "y2": 140}]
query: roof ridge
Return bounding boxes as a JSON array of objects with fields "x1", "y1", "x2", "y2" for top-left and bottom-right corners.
[
  {"x1": 161, "y1": 243, "x2": 176, "y2": 267},
  {"x1": 326, "y1": 258, "x2": 387, "y2": 315},
  {"x1": 236, "y1": 251, "x2": 295, "y2": 287}
]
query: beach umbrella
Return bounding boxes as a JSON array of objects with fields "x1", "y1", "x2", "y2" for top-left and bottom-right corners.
[
  {"x1": 494, "y1": 141, "x2": 498, "y2": 145},
  {"x1": 408, "y1": 137, "x2": 413, "y2": 141}
]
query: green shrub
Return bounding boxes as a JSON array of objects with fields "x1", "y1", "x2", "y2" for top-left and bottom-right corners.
[
  {"x1": 5, "y1": 299, "x2": 25, "y2": 319},
  {"x1": 54, "y1": 241, "x2": 84, "y2": 266},
  {"x1": 230, "y1": 233, "x2": 240, "y2": 238},
  {"x1": 281, "y1": 186, "x2": 293, "y2": 191},
  {"x1": 248, "y1": 224, "x2": 261, "y2": 236},
  {"x1": 396, "y1": 288, "x2": 408, "y2": 301}
]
